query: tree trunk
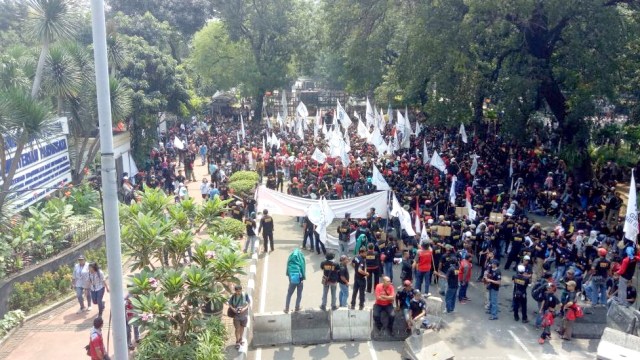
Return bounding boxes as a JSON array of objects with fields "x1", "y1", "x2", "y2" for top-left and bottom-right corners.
[
  {"x1": 31, "y1": 38, "x2": 49, "y2": 99},
  {"x1": 253, "y1": 89, "x2": 265, "y2": 122}
]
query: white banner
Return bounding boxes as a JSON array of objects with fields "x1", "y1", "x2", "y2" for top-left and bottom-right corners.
[
  {"x1": 256, "y1": 185, "x2": 390, "y2": 219},
  {"x1": 311, "y1": 147, "x2": 327, "y2": 164},
  {"x1": 372, "y1": 164, "x2": 391, "y2": 191},
  {"x1": 430, "y1": 150, "x2": 447, "y2": 173},
  {"x1": 336, "y1": 99, "x2": 352, "y2": 130}
]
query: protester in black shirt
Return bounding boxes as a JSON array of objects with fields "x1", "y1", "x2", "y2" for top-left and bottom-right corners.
[
  {"x1": 338, "y1": 255, "x2": 350, "y2": 308},
  {"x1": 320, "y1": 253, "x2": 340, "y2": 311}
]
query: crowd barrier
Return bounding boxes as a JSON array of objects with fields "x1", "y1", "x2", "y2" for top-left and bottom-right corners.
[
  {"x1": 251, "y1": 295, "x2": 445, "y2": 347},
  {"x1": 596, "y1": 327, "x2": 640, "y2": 360},
  {"x1": 402, "y1": 329, "x2": 455, "y2": 360}
]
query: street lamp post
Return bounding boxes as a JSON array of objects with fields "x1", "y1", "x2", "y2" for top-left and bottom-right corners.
[{"x1": 89, "y1": 1, "x2": 128, "y2": 359}]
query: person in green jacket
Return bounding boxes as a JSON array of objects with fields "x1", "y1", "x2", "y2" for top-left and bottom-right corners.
[
  {"x1": 285, "y1": 248, "x2": 306, "y2": 313},
  {"x1": 354, "y1": 233, "x2": 368, "y2": 256}
]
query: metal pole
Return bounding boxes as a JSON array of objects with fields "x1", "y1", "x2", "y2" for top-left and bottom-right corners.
[{"x1": 89, "y1": 1, "x2": 128, "y2": 359}]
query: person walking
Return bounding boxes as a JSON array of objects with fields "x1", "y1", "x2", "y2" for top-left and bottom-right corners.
[
  {"x1": 243, "y1": 212, "x2": 257, "y2": 254},
  {"x1": 350, "y1": 247, "x2": 369, "y2": 310},
  {"x1": 557, "y1": 280, "x2": 577, "y2": 341},
  {"x1": 440, "y1": 259, "x2": 459, "y2": 314},
  {"x1": 538, "y1": 283, "x2": 559, "y2": 344},
  {"x1": 228, "y1": 285, "x2": 251, "y2": 349},
  {"x1": 125, "y1": 294, "x2": 140, "y2": 350},
  {"x1": 72, "y1": 255, "x2": 91, "y2": 314},
  {"x1": 257, "y1": 209, "x2": 275, "y2": 253},
  {"x1": 338, "y1": 255, "x2": 350, "y2": 308},
  {"x1": 284, "y1": 248, "x2": 306, "y2": 313},
  {"x1": 199, "y1": 178, "x2": 210, "y2": 200},
  {"x1": 484, "y1": 259, "x2": 501, "y2": 320},
  {"x1": 320, "y1": 252, "x2": 340, "y2": 311},
  {"x1": 88, "y1": 262, "x2": 109, "y2": 318},
  {"x1": 88, "y1": 317, "x2": 108, "y2": 360},
  {"x1": 587, "y1": 248, "x2": 610, "y2": 306},
  {"x1": 337, "y1": 218, "x2": 351, "y2": 256}
]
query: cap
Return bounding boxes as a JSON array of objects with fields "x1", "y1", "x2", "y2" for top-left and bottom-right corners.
[
  {"x1": 523, "y1": 255, "x2": 531, "y2": 261},
  {"x1": 403, "y1": 280, "x2": 412, "y2": 286},
  {"x1": 78, "y1": 255, "x2": 85, "y2": 260},
  {"x1": 413, "y1": 289, "x2": 421, "y2": 295}
]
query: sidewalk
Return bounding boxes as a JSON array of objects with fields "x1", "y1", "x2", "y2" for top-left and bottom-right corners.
[{"x1": 0, "y1": 160, "x2": 243, "y2": 359}]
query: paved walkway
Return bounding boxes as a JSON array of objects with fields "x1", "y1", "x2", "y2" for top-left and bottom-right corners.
[{"x1": 0, "y1": 160, "x2": 244, "y2": 359}]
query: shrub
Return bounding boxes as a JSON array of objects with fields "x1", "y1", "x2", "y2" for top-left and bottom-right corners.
[
  {"x1": 228, "y1": 171, "x2": 259, "y2": 183},
  {"x1": 0, "y1": 310, "x2": 26, "y2": 338},
  {"x1": 228, "y1": 179, "x2": 257, "y2": 197},
  {"x1": 8, "y1": 266, "x2": 73, "y2": 313},
  {"x1": 211, "y1": 218, "x2": 245, "y2": 239}
]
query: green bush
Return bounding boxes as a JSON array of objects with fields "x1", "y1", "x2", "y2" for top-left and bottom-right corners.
[
  {"x1": 211, "y1": 218, "x2": 245, "y2": 239},
  {"x1": 83, "y1": 247, "x2": 108, "y2": 270},
  {"x1": 8, "y1": 266, "x2": 73, "y2": 313},
  {"x1": 0, "y1": 310, "x2": 25, "y2": 338},
  {"x1": 228, "y1": 179, "x2": 257, "y2": 197},
  {"x1": 228, "y1": 171, "x2": 259, "y2": 183}
]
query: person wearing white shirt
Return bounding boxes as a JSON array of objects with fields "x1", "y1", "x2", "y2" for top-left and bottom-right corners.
[
  {"x1": 200, "y1": 178, "x2": 210, "y2": 200},
  {"x1": 72, "y1": 255, "x2": 91, "y2": 313}
]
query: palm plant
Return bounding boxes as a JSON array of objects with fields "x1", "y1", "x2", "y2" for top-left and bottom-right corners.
[
  {"x1": 43, "y1": 44, "x2": 81, "y2": 114},
  {"x1": 26, "y1": 0, "x2": 78, "y2": 99},
  {"x1": 0, "y1": 87, "x2": 57, "y2": 210}
]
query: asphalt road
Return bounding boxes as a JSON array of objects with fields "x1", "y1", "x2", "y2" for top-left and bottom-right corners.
[{"x1": 248, "y1": 213, "x2": 599, "y2": 360}]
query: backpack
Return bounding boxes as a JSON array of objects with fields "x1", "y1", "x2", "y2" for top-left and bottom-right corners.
[
  {"x1": 290, "y1": 272, "x2": 301, "y2": 285},
  {"x1": 532, "y1": 280, "x2": 546, "y2": 302}
]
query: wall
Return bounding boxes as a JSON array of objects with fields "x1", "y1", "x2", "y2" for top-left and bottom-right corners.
[{"x1": 0, "y1": 232, "x2": 105, "y2": 318}]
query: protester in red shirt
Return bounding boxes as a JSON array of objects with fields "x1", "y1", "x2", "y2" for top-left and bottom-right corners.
[
  {"x1": 88, "y1": 317, "x2": 108, "y2": 360},
  {"x1": 373, "y1": 276, "x2": 396, "y2": 334},
  {"x1": 458, "y1": 254, "x2": 473, "y2": 303}
]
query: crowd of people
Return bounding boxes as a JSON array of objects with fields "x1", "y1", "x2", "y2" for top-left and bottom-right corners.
[{"x1": 116, "y1": 105, "x2": 639, "y2": 346}]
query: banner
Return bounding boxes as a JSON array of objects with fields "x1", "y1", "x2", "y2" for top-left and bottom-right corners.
[
  {"x1": 307, "y1": 197, "x2": 335, "y2": 245},
  {"x1": 256, "y1": 185, "x2": 390, "y2": 219},
  {"x1": 390, "y1": 194, "x2": 416, "y2": 236},
  {"x1": 357, "y1": 119, "x2": 370, "y2": 139},
  {"x1": 297, "y1": 101, "x2": 309, "y2": 119}
]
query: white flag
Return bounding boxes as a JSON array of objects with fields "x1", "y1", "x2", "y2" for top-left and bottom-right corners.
[
  {"x1": 366, "y1": 98, "x2": 375, "y2": 128},
  {"x1": 236, "y1": 131, "x2": 240, "y2": 144},
  {"x1": 387, "y1": 104, "x2": 393, "y2": 124},
  {"x1": 297, "y1": 101, "x2": 309, "y2": 119},
  {"x1": 509, "y1": 158, "x2": 514, "y2": 178},
  {"x1": 372, "y1": 164, "x2": 390, "y2": 191},
  {"x1": 336, "y1": 99, "x2": 352, "y2": 130},
  {"x1": 271, "y1": 133, "x2": 279, "y2": 148},
  {"x1": 281, "y1": 90, "x2": 288, "y2": 121},
  {"x1": 314, "y1": 110, "x2": 320, "y2": 139},
  {"x1": 357, "y1": 119, "x2": 369, "y2": 139},
  {"x1": 240, "y1": 114, "x2": 246, "y2": 140},
  {"x1": 341, "y1": 144, "x2": 350, "y2": 167},
  {"x1": 430, "y1": 151, "x2": 447, "y2": 173},
  {"x1": 391, "y1": 195, "x2": 416, "y2": 237},
  {"x1": 297, "y1": 118, "x2": 305, "y2": 140},
  {"x1": 277, "y1": 112, "x2": 284, "y2": 128},
  {"x1": 392, "y1": 129, "x2": 400, "y2": 152},
  {"x1": 624, "y1": 170, "x2": 639, "y2": 243},
  {"x1": 423, "y1": 140, "x2": 429, "y2": 163},
  {"x1": 459, "y1": 123, "x2": 467, "y2": 143},
  {"x1": 311, "y1": 147, "x2": 327, "y2": 164},
  {"x1": 449, "y1": 175, "x2": 457, "y2": 205},
  {"x1": 470, "y1": 154, "x2": 479, "y2": 176},
  {"x1": 415, "y1": 120, "x2": 421, "y2": 136},
  {"x1": 414, "y1": 210, "x2": 421, "y2": 234},
  {"x1": 420, "y1": 221, "x2": 429, "y2": 242},
  {"x1": 466, "y1": 200, "x2": 477, "y2": 221}
]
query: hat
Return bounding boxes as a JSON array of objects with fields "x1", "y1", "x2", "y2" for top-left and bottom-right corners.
[
  {"x1": 413, "y1": 289, "x2": 421, "y2": 295},
  {"x1": 523, "y1": 255, "x2": 530, "y2": 261},
  {"x1": 403, "y1": 280, "x2": 412, "y2": 286},
  {"x1": 78, "y1": 255, "x2": 85, "y2": 260}
]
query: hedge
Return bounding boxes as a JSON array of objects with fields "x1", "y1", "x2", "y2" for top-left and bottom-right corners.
[
  {"x1": 228, "y1": 179, "x2": 257, "y2": 197},
  {"x1": 211, "y1": 218, "x2": 245, "y2": 240},
  {"x1": 228, "y1": 171, "x2": 259, "y2": 183}
]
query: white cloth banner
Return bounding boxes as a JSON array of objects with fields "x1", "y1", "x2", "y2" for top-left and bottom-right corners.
[
  {"x1": 372, "y1": 164, "x2": 391, "y2": 191},
  {"x1": 470, "y1": 154, "x2": 479, "y2": 176},
  {"x1": 366, "y1": 98, "x2": 375, "y2": 128},
  {"x1": 423, "y1": 140, "x2": 429, "y2": 164},
  {"x1": 357, "y1": 119, "x2": 370, "y2": 139},
  {"x1": 173, "y1": 137, "x2": 185, "y2": 150},
  {"x1": 449, "y1": 175, "x2": 457, "y2": 205},
  {"x1": 430, "y1": 150, "x2": 447, "y2": 173},
  {"x1": 466, "y1": 200, "x2": 477, "y2": 221},
  {"x1": 256, "y1": 185, "x2": 390, "y2": 219},
  {"x1": 307, "y1": 197, "x2": 336, "y2": 246}
]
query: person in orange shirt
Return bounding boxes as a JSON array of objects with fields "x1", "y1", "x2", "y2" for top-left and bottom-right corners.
[
  {"x1": 334, "y1": 180, "x2": 344, "y2": 199},
  {"x1": 373, "y1": 276, "x2": 396, "y2": 334}
]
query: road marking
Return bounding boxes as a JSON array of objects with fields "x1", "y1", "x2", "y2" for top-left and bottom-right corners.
[
  {"x1": 259, "y1": 252, "x2": 269, "y2": 313},
  {"x1": 256, "y1": 348, "x2": 262, "y2": 360},
  {"x1": 367, "y1": 341, "x2": 378, "y2": 360},
  {"x1": 508, "y1": 329, "x2": 536, "y2": 360}
]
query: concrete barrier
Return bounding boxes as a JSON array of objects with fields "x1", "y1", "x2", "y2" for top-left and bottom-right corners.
[
  {"x1": 331, "y1": 308, "x2": 351, "y2": 341},
  {"x1": 425, "y1": 296, "x2": 444, "y2": 317},
  {"x1": 581, "y1": 305, "x2": 608, "y2": 324},
  {"x1": 607, "y1": 302, "x2": 639, "y2": 335},
  {"x1": 371, "y1": 308, "x2": 409, "y2": 341},
  {"x1": 252, "y1": 312, "x2": 292, "y2": 347},
  {"x1": 402, "y1": 330, "x2": 455, "y2": 360},
  {"x1": 572, "y1": 323, "x2": 606, "y2": 339},
  {"x1": 291, "y1": 309, "x2": 332, "y2": 345},
  {"x1": 597, "y1": 327, "x2": 640, "y2": 360},
  {"x1": 349, "y1": 309, "x2": 372, "y2": 341}
]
